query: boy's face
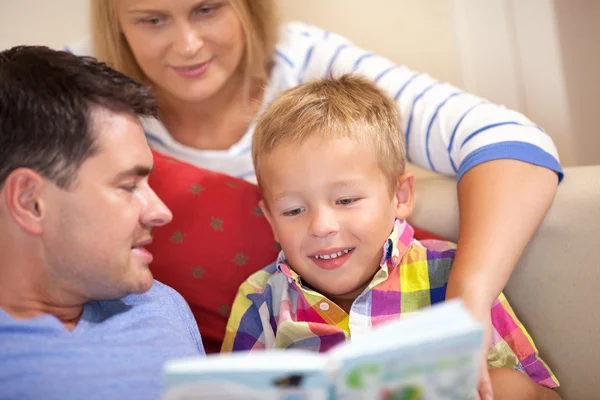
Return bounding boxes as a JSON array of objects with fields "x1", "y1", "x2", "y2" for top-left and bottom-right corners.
[{"x1": 259, "y1": 136, "x2": 414, "y2": 306}]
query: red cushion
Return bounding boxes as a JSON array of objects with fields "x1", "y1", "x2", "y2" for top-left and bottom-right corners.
[
  {"x1": 412, "y1": 226, "x2": 446, "y2": 242},
  {"x1": 147, "y1": 150, "x2": 278, "y2": 353}
]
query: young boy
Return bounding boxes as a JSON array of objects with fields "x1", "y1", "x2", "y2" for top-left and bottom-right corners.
[{"x1": 222, "y1": 75, "x2": 559, "y2": 399}]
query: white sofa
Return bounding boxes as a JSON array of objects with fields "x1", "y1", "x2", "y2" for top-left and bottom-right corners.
[{"x1": 409, "y1": 165, "x2": 600, "y2": 399}]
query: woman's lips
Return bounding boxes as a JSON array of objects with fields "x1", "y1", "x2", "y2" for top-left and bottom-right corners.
[{"x1": 171, "y1": 58, "x2": 213, "y2": 78}]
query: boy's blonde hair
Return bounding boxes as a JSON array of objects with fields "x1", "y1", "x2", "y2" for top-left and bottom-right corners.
[
  {"x1": 253, "y1": 74, "x2": 406, "y2": 190},
  {"x1": 90, "y1": 0, "x2": 278, "y2": 84}
]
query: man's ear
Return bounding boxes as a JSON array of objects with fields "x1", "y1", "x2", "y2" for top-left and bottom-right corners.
[
  {"x1": 2, "y1": 168, "x2": 46, "y2": 235},
  {"x1": 258, "y1": 198, "x2": 279, "y2": 242},
  {"x1": 393, "y1": 172, "x2": 415, "y2": 221}
]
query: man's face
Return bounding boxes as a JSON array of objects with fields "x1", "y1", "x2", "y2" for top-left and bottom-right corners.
[{"x1": 41, "y1": 108, "x2": 172, "y2": 300}]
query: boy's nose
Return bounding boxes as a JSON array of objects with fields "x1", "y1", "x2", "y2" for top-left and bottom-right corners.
[{"x1": 308, "y1": 209, "x2": 339, "y2": 238}]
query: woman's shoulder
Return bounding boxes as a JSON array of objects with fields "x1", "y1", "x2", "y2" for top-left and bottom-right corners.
[
  {"x1": 277, "y1": 21, "x2": 353, "y2": 52},
  {"x1": 274, "y1": 21, "x2": 354, "y2": 66},
  {"x1": 64, "y1": 37, "x2": 94, "y2": 57}
]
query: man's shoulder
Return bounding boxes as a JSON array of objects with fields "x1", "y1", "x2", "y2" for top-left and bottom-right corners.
[{"x1": 122, "y1": 280, "x2": 185, "y2": 307}]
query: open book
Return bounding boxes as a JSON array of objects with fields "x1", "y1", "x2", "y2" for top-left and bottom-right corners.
[{"x1": 163, "y1": 300, "x2": 484, "y2": 400}]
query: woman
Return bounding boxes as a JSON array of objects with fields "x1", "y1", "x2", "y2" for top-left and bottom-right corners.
[{"x1": 70, "y1": 0, "x2": 561, "y2": 397}]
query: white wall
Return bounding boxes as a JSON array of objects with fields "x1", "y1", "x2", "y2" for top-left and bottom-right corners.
[
  {"x1": 554, "y1": 0, "x2": 600, "y2": 166},
  {"x1": 279, "y1": 0, "x2": 463, "y2": 88},
  {"x1": 0, "y1": 0, "x2": 88, "y2": 50},
  {"x1": 453, "y1": 0, "x2": 576, "y2": 166}
]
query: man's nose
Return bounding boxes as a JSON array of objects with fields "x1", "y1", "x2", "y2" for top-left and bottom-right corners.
[{"x1": 141, "y1": 188, "x2": 173, "y2": 227}]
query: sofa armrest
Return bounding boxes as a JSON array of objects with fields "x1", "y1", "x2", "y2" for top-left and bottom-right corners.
[{"x1": 409, "y1": 165, "x2": 600, "y2": 399}]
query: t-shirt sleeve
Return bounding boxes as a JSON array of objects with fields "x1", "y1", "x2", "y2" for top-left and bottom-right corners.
[{"x1": 163, "y1": 284, "x2": 206, "y2": 355}]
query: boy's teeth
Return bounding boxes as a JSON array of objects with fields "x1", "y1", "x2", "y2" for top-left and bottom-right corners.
[{"x1": 315, "y1": 249, "x2": 351, "y2": 260}]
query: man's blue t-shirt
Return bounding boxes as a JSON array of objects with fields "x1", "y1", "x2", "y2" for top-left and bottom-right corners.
[{"x1": 0, "y1": 280, "x2": 205, "y2": 400}]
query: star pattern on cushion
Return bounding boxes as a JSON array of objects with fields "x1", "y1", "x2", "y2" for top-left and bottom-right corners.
[
  {"x1": 218, "y1": 304, "x2": 230, "y2": 316},
  {"x1": 253, "y1": 206, "x2": 263, "y2": 217},
  {"x1": 224, "y1": 181, "x2": 238, "y2": 188},
  {"x1": 211, "y1": 217, "x2": 224, "y2": 232},
  {"x1": 192, "y1": 266, "x2": 205, "y2": 279},
  {"x1": 170, "y1": 231, "x2": 184, "y2": 244},
  {"x1": 189, "y1": 184, "x2": 205, "y2": 195},
  {"x1": 232, "y1": 253, "x2": 248, "y2": 266}
]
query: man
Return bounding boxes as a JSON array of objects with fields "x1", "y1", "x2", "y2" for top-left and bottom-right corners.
[{"x1": 0, "y1": 46, "x2": 205, "y2": 400}]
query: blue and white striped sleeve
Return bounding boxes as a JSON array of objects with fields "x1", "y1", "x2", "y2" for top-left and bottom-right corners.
[{"x1": 292, "y1": 26, "x2": 563, "y2": 182}]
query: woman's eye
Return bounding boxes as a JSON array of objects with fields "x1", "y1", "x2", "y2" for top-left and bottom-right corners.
[
  {"x1": 139, "y1": 16, "x2": 164, "y2": 26},
  {"x1": 195, "y1": 4, "x2": 221, "y2": 16},
  {"x1": 282, "y1": 208, "x2": 304, "y2": 217}
]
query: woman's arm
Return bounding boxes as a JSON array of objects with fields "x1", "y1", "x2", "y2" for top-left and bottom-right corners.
[
  {"x1": 446, "y1": 159, "x2": 559, "y2": 317},
  {"x1": 447, "y1": 159, "x2": 558, "y2": 400}
]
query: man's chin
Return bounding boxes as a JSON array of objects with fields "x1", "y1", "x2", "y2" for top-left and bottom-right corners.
[
  {"x1": 135, "y1": 271, "x2": 155, "y2": 293},
  {"x1": 127, "y1": 264, "x2": 155, "y2": 294}
]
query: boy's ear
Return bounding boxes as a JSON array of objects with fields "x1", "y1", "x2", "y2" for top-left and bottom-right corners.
[
  {"x1": 258, "y1": 199, "x2": 279, "y2": 242},
  {"x1": 2, "y1": 168, "x2": 46, "y2": 236},
  {"x1": 393, "y1": 172, "x2": 415, "y2": 221}
]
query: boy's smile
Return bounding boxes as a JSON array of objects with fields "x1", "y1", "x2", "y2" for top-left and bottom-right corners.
[
  {"x1": 259, "y1": 135, "x2": 413, "y2": 310},
  {"x1": 309, "y1": 247, "x2": 355, "y2": 270}
]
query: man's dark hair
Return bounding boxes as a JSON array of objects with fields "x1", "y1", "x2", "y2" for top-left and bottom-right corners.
[{"x1": 0, "y1": 45, "x2": 158, "y2": 189}]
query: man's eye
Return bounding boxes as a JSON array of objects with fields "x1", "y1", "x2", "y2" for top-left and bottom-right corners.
[
  {"x1": 122, "y1": 185, "x2": 138, "y2": 192},
  {"x1": 282, "y1": 208, "x2": 304, "y2": 217}
]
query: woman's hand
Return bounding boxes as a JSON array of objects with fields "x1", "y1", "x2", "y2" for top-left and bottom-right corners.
[{"x1": 447, "y1": 159, "x2": 559, "y2": 399}]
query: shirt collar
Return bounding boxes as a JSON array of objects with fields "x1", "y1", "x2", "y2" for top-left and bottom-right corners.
[{"x1": 276, "y1": 219, "x2": 415, "y2": 281}]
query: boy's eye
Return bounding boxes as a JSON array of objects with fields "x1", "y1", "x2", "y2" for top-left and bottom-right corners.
[
  {"x1": 336, "y1": 198, "x2": 359, "y2": 205},
  {"x1": 282, "y1": 207, "x2": 304, "y2": 217}
]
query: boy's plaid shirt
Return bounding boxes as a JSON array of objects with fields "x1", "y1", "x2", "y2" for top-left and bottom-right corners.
[{"x1": 222, "y1": 219, "x2": 558, "y2": 388}]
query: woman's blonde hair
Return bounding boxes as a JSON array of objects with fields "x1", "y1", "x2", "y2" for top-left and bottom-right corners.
[
  {"x1": 90, "y1": 0, "x2": 279, "y2": 84},
  {"x1": 253, "y1": 74, "x2": 406, "y2": 192}
]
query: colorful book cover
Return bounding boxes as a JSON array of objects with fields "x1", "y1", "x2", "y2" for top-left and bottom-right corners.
[{"x1": 163, "y1": 300, "x2": 483, "y2": 400}]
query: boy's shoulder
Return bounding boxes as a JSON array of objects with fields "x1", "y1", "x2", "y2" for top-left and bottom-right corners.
[
  {"x1": 403, "y1": 238, "x2": 457, "y2": 264},
  {"x1": 237, "y1": 260, "x2": 288, "y2": 296},
  {"x1": 414, "y1": 238, "x2": 457, "y2": 252}
]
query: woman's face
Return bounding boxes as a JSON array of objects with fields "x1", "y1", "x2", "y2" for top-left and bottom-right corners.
[{"x1": 117, "y1": 0, "x2": 246, "y2": 104}]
